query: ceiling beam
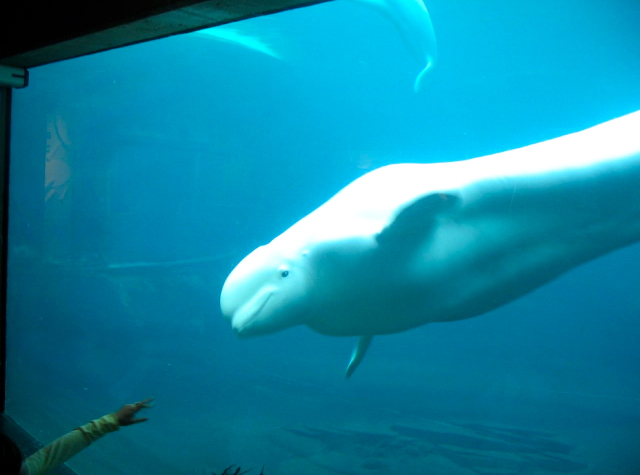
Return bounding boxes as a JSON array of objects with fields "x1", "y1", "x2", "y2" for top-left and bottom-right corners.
[{"x1": 1, "y1": 0, "x2": 324, "y2": 69}]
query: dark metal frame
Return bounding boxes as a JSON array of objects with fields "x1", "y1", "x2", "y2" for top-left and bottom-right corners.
[{"x1": 0, "y1": 86, "x2": 9, "y2": 415}]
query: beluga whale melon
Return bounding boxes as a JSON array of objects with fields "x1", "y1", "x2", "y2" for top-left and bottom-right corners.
[{"x1": 220, "y1": 111, "x2": 640, "y2": 377}]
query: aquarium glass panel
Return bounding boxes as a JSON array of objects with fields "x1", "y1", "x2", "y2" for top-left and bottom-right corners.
[{"x1": 7, "y1": 1, "x2": 640, "y2": 474}]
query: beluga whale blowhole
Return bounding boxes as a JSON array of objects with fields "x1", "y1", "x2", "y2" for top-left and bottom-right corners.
[{"x1": 220, "y1": 111, "x2": 640, "y2": 377}]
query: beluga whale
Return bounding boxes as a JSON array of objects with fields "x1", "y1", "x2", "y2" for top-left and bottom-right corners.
[
  {"x1": 220, "y1": 111, "x2": 640, "y2": 377},
  {"x1": 348, "y1": 0, "x2": 438, "y2": 92}
]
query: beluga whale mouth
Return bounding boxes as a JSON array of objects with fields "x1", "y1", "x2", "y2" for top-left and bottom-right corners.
[
  {"x1": 230, "y1": 290, "x2": 273, "y2": 337},
  {"x1": 220, "y1": 111, "x2": 640, "y2": 377}
]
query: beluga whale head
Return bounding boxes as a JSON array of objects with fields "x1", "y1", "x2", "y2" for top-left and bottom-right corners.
[{"x1": 220, "y1": 244, "x2": 311, "y2": 338}]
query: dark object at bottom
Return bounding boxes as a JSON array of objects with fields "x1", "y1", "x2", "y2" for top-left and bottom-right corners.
[{"x1": 213, "y1": 465, "x2": 265, "y2": 475}]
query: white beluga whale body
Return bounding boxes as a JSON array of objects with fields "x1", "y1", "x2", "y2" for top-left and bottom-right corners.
[
  {"x1": 220, "y1": 111, "x2": 640, "y2": 377},
  {"x1": 349, "y1": 0, "x2": 437, "y2": 92}
]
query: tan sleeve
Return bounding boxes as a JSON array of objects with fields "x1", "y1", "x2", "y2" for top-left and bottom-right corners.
[{"x1": 25, "y1": 413, "x2": 119, "y2": 475}]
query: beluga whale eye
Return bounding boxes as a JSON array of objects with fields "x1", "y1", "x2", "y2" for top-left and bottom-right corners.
[{"x1": 281, "y1": 270, "x2": 289, "y2": 277}]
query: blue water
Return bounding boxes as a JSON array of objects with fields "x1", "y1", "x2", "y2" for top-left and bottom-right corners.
[{"x1": 6, "y1": 0, "x2": 640, "y2": 473}]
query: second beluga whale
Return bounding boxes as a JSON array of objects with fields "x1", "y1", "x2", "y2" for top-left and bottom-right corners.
[
  {"x1": 349, "y1": 0, "x2": 438, "y2": 92},
  {"x1": 220, "y1": 111, "x2": 640, "y2": 377}
]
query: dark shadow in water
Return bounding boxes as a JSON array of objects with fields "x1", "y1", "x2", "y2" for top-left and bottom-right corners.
[{"x1": 276, "y1": 421, "x2": 587, "y2": 474}]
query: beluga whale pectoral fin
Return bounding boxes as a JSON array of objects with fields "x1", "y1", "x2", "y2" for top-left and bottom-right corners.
[
  {"x1": 376, "y1": 193, "x2": 460, "y2": 247},
  {"x1": 191, "y1": 25, "x2": 285, "y2": 61},
  {"x1": 347, "y1": 0, "x2": 438, "y2": 92},
  {"x1": 346, "y1": 335, "x2": 374, "y2": 378}
]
